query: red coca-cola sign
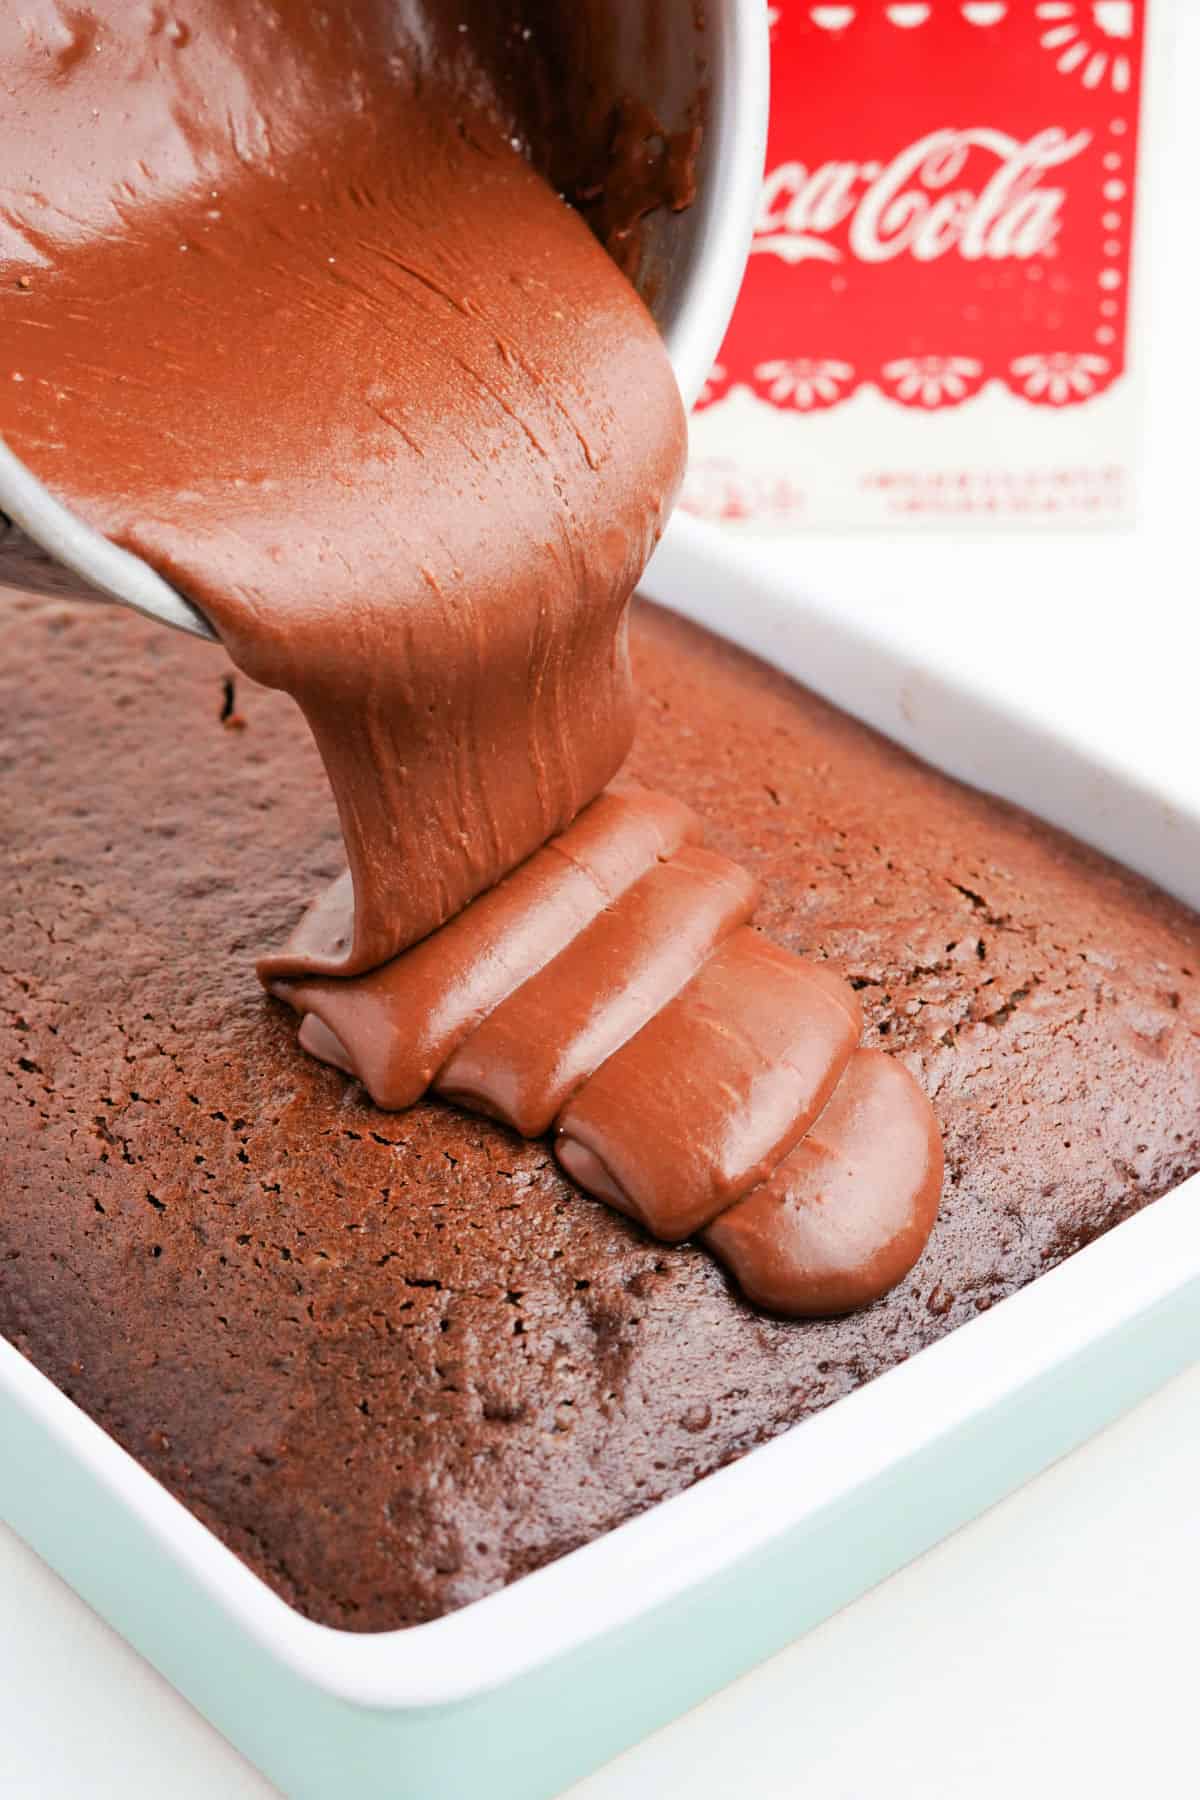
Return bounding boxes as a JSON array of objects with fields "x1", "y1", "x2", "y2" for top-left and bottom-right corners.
[{"x1": 699, "y1": 0, "x2": 1146, "y2": 419}]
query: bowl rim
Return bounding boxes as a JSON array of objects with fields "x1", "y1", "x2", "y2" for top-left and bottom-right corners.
[{"x1": 661, "y1": 0, "x2": 770, "y2": 412}]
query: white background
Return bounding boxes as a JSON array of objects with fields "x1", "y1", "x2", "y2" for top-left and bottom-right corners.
[{"x1": 2, "y1": 3, "x2": 1197, "y2": 1796}]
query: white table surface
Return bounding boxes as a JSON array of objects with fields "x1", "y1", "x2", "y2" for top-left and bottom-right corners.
[{"x1": 3, "y1": 8, "x2": 1197, "y2": 1798}]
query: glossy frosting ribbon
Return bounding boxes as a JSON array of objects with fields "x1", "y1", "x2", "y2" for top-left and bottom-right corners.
[{"x1": 275, "y1": 790, "x2": 944, "y2": 1315}]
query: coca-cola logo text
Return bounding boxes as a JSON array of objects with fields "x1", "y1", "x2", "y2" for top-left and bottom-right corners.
[{"x1": 754, "y1": 127, "x2": 1092, "y2": 265}]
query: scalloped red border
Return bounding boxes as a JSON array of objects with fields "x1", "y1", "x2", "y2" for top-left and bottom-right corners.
[{"x1": 696, "y1": 358, "x2": 1120, "y2": 415}]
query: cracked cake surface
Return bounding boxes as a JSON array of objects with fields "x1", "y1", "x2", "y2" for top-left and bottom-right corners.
[{"x1": 2, "y1": 593, "x2": 1199, "y2": 1630}]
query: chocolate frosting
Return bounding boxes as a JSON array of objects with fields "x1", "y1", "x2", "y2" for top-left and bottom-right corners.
[
  {"x1": 0, "y1": 3, "x2": 945, "y2": 1318},
  {"x1": 704, "y1": 1050, "x2": 945, "y2": 1317},
  {"x1": 275, "y1": 785, "x2": 702, "y2": 1109},
  {"x1": 0, "y1": 0, "x2": 687, "y2": 974},
  {"x1": 556, "y1": 929, "x2": 864, "y2": 1241},
  {"x1": 437, "y1": 841, "x2": 758, "y2": 1136},
  {"x1": 280, "y1": 817, "x2": 943, "y2": 1312}
]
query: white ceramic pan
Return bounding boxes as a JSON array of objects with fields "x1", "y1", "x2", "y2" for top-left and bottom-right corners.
[{"x1": 3, "y1": 506, "x2": 1198, "y2": 1799}]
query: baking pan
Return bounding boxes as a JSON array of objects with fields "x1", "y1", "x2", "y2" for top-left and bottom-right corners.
[{"x1": 3, "y1": 513, "x2": 1198, "y2": 1800}]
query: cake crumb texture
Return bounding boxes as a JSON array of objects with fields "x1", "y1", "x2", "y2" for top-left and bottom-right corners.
[{"x1": 2, "y1": 594, "x2": 1198, "y2": 1630}]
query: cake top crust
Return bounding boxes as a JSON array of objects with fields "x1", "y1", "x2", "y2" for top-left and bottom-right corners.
[{"x1": 3, "y1": 594, "x2": 1198, "y2": 1630}]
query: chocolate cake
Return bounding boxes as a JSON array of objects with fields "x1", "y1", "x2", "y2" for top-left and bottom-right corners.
[{"x1": 3, "y1": 592, "x2": 1198, "y2": 1630}]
